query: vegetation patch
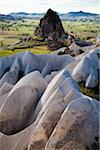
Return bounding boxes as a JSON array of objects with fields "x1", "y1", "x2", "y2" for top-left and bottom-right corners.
[
  {"x1": 79, "y1": 82, "x2": 99, "y2": 100},
  {"x1": 0, "y1": 45, "x2": 50, "y2": 57}
]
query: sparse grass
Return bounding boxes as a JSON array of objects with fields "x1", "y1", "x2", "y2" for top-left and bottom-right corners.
[
  {"x1": 0, "y1": 19, "x2": 99, "y2": 57},
  {"x1": 62, "y1": 21, "x2": 100, "y2": 42},
  {"x1": 1, "y1": 38, "x2": 19, "y2": 46},
  {"x1": 79, "y1": 82, "x2": 99, "y2": 100},
  {"x1": 0, "y1": 45, "x2": 50, "y2": 57}
]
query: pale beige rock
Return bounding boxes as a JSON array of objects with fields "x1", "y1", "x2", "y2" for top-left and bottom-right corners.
[
  {"x1": 0, "y1": 86, "x2": 37, "y2": 134},
  {"x1": 0, "y1": 58, "x2": 20, "y2": 88},
  {"x1": 72, "y1": 56, "x2": 92, "y2": 81},
  {"x1": 0, "y1": 121, "x2": 35, "y2": 150},
  {"x1": 72, "y1": 48, "x2": 99, "y2": 87},
  {"x1": 69, "y1": 42, "x2": 82, "y2": 55},
  {"x1": 0, "y1": 50, "x2": 99, "y2": 150},
  {"x1": 64, "y1": 61, "x2": 78, "y2": 75},
  {"x1": 28, "y1": 88, "x2": 82, "y2": 150},
  {"x1": 10, "y1": 70, "x2": 48, "y2": 98},
  {"x1": 69, "y1": 40, "x2": 96, "y2": 56},
  {"x1": 85, "y1": 72, "x2": 98, "y2": 88},
  {"x1": 44, "y1": 71, "x2": 59, "y2": 83},
  {"x1": 0, "y1": 82, "x2": 13, "y2": 96},
  {"x1": 0, "y1": 92, "x2": 10, "y2": 108},
  {"x1": 46, "y1": 98, "x2": 99, "y2": 150},
  {"x1": 33, "y1": 69, "x2": 70, "y2": 121},
  {"x1": 96, "y1": 34, "x2": 100, "y2": 46},
  {"x1": 0, "y1": 71, "x2": 47, "y2": 135}
]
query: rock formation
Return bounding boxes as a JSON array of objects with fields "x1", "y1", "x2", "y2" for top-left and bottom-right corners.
[
  {"x1": 34, "y1": 9, "x2": 93, "y2": 51},
  {"x1": 35, "y1": 9, "x2": 65, "y2": 39},
  {"x1": 72, "y1": 47, "x2": 99, "y2": 88},
  {"x1": 35, "y1": 9, "x2": 68, "y2": 50},
  {"x1": 0, "y1": 47, "x2": 99, "y2": 149}
]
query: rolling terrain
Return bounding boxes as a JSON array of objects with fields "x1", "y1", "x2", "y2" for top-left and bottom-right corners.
[{"x1": 0, "y1": 19, "x2": 99, "y2": 57}]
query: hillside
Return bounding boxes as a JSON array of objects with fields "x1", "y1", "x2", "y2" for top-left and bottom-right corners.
[
  {"x1": 60, "y1": 11, "x2": 99, "y2": 21},
  {"x1": 0, "y1": 11, "x2": 99, "y2": 21},
  {"x1": 0, "y1": 14, "x2": 15, "y2": 20}
]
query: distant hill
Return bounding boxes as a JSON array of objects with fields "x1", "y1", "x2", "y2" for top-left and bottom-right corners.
[
  {"x1": 9, "y1": 12, "x2": 44, "y2": 19},
  {"x1": 60, "y1": 11, "x2": 99, "y2": 21},
  {"x1": 0, "y1": 11, "x2": 99, "y2": 22},
  {"x1": 66, "y1": 11, "x2": 97, "y2": 17},
  {"x1": 0, "y1": 14, "x2": 15, "y2": 20}
]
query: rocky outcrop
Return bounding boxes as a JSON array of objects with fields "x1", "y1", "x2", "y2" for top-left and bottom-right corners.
[
  {"x1": 35, "y1": 9, "x2": 65, "y2": 39},
  {"x1": 96, "y1": 34, "x2": 100, "y2": 46},
  {"x1": 35, "y1": 9, "x2": 68, "y2": 50},
  {"x1": 72, "y1": 47, "x2": 99, "y2": 88},
  {"x1": 50, "y1": 34, "x2": 95, "y2": 54},
  {"x1": 0, "y1": 51, "x2": 75, "y2": 80},
  {"x1": 45, "y1": 98, "x2": 99, "y2": 150},
  {"x1": 0, "y1": 71, "x2": 47, "y2": 135},
  {"x1": 0, "y1": 49, "x2": 99, "y2": 150}
]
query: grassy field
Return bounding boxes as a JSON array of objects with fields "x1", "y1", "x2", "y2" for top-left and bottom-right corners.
[
  {"x1": 62, "y1": 21, "x2": 100, "y2": 41},
  {"x1": 79, "y1": 82, "x2": 99, "y2": 100},
  {"x1": 0, "y1": 19, "x2": 100, "y2": 57},
  {"x1": 0, "y1": 46, "x2": 50, "y2": 57}
]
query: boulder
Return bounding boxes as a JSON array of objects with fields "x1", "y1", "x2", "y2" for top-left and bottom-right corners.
[
  {"x1": 0, "y1": 92, "x2": 10, "y2": 108},
  {"x1": 44, "y1": 71, "x2": 58, "y2": 83},
  {"x1": 33, "y1": 68, "x2": 79, "y2": 122},
  {"x1": 72, "y1": 57, "x2": 92, "y2": 81},
  {"x1": 0, "y1": 52, "x2": 75, "y2": 80},
  {"x1": 0, "y1": 122, "x2": 35, "y2": 150},
  {"x1": 85, "y1": 72, "x2": 98, "y2": 88},
  {"x1": 96, "y1": 34, "x2": 100, "y2": 46},
  {"x1": 0, "y1": 48, "x2": 99, "y2": 150},
  {"x1": 72, "y1": 48, "x2": 99, "y2": 87},
  {"x1": 75, "y1": 38, "x2": 93, "y2": 47},
  {"x1": 0, "y1": 86, "x2": 37, "y2": 135},
  {"x1": 0, "y1": 71, "x2": 47, "y2": 135},
  {"x1": 0, "y1": 82, "x2": 13, "y2": 96},
  {"x1": 28, "y1": 82, "x2": 80, "y2": 150},
  {"x1": 69, "y1": 42, "x2": 83, "y2": 56},
  {"x1": 0, "y1": 58, "x2": 20, "y2": 88},
  {"x1": 46, "y1": 98, "x2": 99, "y2": 150},
  {"x1": 33, "y1": 69, "x2": 70, "y2": 120}
]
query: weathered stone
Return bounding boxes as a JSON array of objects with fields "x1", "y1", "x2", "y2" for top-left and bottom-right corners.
[
  {"x1": 0, "y1": 82, "x2": 13, "y2": 96},
  {"x1": 46, "y1": 98, "x2": 99, "y2": 150},
  {"x1": 35, "y1": 9, "x2": 65, "y2": 39},
  {"x1": 35, "y1": 9, "x2": 68, "y2": 50},
  {"x1": 0, "y1": 47, "x2": 99, "y2": 150},
  {"x1": 28, "y1": 78, "x2": 80, "y2": 150},
  {"x1": 33, "y1": 69, "x2": 71, "y2": 121},
  {"x1": 72, "y1": 48, "x2": 99, "y2": 87},
  {"x1": 0, "y1": 58, "x2": 20, "y2": 88},
  {"x1": 0, "y1": 71, "x2": 47, "y2": 135}
]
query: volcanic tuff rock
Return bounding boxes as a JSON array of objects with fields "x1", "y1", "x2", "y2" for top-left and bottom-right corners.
[
  {"x1": 35, "y1": 9, "x2": 65, "y2": 38},
  {"x1": 0, "y1": 47, "x2": 99, "y2": 150},
  {"x1": 34, "y1": 9, "x2": 94, "y2": 51},
  {"x1": 35, "y1": 9, "x2": 68, "y2": 50}
]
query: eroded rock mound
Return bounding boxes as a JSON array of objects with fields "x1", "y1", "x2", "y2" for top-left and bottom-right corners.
[
  {"x1": 0, "y1": 50, "x2": 99, "y2": 150},
  {"x1": 35, "y1": 9, "x2": 67, "y2": 50},
  {"x1": 35, "y1": 9, "x2": 65, "y2": 38},
  {"x1": 72, "y1": 47, "x2": 99, "y2": 88}
]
